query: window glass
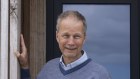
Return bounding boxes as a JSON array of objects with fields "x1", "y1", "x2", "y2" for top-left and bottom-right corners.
[{"x1": 63, "y1": 4, "x2": 130, "y2": 79}]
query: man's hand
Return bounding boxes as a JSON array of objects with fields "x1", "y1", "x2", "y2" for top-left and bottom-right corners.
[{"x1": 16, "y1": 34, "x2": 29, "y2": 69}]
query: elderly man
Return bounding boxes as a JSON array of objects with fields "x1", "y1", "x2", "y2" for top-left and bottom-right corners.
[{"x1": 17, "y1": 10, "x2": 111, "y2": 79}]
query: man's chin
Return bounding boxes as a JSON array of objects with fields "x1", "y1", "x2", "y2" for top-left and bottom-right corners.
[
  {"x1": 64, "y1": 50, "x2": 76, "y2": 54},
  {"x1": 63, "y1": 51, "x2": 76, "y2": 58}
]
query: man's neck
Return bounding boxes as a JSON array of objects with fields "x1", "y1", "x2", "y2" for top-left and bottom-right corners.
[{"x1": 63, "y1": 52, "x2": 83, "y2": 65}]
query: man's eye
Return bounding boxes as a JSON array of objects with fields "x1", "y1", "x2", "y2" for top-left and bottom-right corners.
[
  {"x1": 63, "y1": 35, "x2": 69, "y2": 38},
  {"x1": 74, "y1": 36, "x2": 80, "y2": 39}
]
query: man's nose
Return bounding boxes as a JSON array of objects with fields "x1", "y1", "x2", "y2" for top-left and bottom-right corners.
[{"x1": 67, "y1": 37, "x2": 75, "y2": 45}]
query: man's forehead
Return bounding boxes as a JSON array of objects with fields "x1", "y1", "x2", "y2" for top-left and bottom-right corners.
[
  {"x1": 60, "y1": 17, "x2": 83, "y2": 26},
  {"x1": 61, "y1": 16, "x2": 80, "y2": 22}
]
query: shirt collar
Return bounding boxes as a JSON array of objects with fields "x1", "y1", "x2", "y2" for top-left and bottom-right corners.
[{"x1": 60, "y1": 50, "x2": 88, "y2": 70}]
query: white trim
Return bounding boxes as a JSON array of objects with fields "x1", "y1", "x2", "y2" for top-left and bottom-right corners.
[
  {"x1": 10, "y1": 0, "x2": 21, "y2": 79},
  {"x1": 0, "y1": 0, "x2": 9, "y2": 79},
  {"x1": 0, "y1": 0, "x2": 21, "y2": 78}
]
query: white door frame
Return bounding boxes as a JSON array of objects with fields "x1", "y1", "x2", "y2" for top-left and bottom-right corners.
[{"x1": 0, "y1": 0, "x2": 21, "y2": 79}]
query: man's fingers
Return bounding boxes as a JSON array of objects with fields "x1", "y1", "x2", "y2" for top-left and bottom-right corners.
[
  {"x1": 15, "y1": 51, "x2": 24, "y2": 63},
  {"x1": 15, "y1": 51, "x2": 21, "y2": 58}
]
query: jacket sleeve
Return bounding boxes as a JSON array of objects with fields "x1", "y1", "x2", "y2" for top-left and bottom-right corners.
[{"x1": 21, "y1": 68, "x2": 31, "y2": 79}]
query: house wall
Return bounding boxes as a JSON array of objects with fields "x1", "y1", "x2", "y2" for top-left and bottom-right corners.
[{"x1": 0, "y1": 0, "x2": 46, "y2": 79}]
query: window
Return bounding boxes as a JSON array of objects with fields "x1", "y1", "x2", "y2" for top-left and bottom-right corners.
[{"x1": 46, "y1": 0, "x2": 139, "y2": 79}]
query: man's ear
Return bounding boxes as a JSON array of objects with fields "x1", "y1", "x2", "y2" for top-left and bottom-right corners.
[
  {"x1": 83, "y1": 34, "x2": 86, "y2": 44},
  {"x1": 56, "y1": 31, "x2": 59, "y2": 42}
]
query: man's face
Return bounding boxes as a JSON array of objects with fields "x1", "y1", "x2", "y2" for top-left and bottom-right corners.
[{"x1": 56, "y1": 17, "x2": 86, "y2": 59}]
